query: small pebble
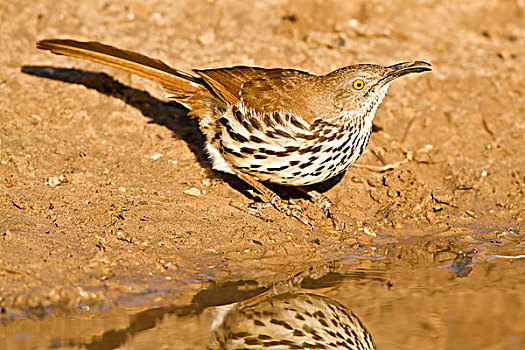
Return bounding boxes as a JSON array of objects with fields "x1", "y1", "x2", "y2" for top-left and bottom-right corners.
[
  {"x1": 198, "y1": 30, "x2": 216, "y2": 46},
  {"x1": 45, "y1": 175, "x2": 67, "y2": 187},
  {"x1": 183, "y1": 187, "x2": 201, "y2": 197}
]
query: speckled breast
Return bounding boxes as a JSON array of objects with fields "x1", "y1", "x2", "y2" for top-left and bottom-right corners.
[{"x1": 213, "y1": 104, "x2": 371, "y2": 186}]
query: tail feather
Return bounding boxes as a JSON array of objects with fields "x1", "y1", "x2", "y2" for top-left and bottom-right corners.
[{"x1": 36, "y1": 39, "x2": 202, "y2": 94}]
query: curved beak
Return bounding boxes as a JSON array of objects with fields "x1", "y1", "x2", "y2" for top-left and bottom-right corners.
[{"x1": 379, "y1": 61, "x2": 431, "y2": 85}]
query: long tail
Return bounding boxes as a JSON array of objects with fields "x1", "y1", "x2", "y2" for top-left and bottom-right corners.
[{"x1": 36, "y1": 39, "x2": 202, "y2": 94}]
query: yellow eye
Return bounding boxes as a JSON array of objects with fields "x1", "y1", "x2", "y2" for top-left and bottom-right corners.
[{"x1": 353, "y1": 79, "x2": 365, "y2": 90}]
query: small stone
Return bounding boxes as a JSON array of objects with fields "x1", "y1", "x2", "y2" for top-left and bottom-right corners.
[
  {"x1": 184, "y1": 187, "x2": 201, "y2": 197},
  {"x1": 358, "y1": 226, "x2": 376, "y2": 237},
  {"x1": 31, "y1": 114, "x2": 42, "y2": 122},
  {"x1": 414, "y1": 145, "x2": 433, "y2": 163},
  {"x1": 46, "y1": 176, "x2": 61, "y2": 187},
  {"x1": 348, "y1": 18, "x2": 360, "y2": 28},
  {"x1": 150, "y1": 153, "x2": 163, "y2": 160},
  {"x1": 198, "y1": 30, "x2": 216, "y2": 46},
  {"x1": 45, "y1": 174, "x2": 68, "y2": 187}
]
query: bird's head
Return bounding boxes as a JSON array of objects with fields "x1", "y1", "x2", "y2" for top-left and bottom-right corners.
[{"x1": 324, "y1": 61, "x2": 431, "y2": 122}]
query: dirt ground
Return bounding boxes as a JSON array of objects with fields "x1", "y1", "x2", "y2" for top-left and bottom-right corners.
[{"x1": 0, "y1": 0, "x2": 524, "y2": 316}]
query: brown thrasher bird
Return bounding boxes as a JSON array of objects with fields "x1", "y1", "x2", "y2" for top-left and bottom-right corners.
[
  {"x1": 36, "y1": 39, "x2": 431, "y2": 226},
  {"x1": 208, "y1": 292, "x2": 376, "y2": 350}
]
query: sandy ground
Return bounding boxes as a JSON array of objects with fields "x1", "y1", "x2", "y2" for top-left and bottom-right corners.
[{"x1": 0, "y1": 0, "x2": 524, "y2": 317}]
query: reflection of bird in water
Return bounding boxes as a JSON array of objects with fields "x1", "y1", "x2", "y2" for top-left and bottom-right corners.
[{"x1": 208, "y1": 292, "x2": 376, "y2": 349}]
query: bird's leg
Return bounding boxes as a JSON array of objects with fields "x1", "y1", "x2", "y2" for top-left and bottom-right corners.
[
  {"x1": 237, "y1": 173, "x2": 313, "y2": 228},
  {"x1": 297, "y1": 187, "x2": 345, "y2": 231}
]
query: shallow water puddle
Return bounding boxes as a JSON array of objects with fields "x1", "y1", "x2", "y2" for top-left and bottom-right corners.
[{"x1": 1, "y1": 233, "x2": 524, "y2": 349}]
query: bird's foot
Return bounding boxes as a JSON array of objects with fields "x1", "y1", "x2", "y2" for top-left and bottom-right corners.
[
  {"x1": 270, "y1": 197, "x2": 314, "y2": 228},
  {"x1": 297, "y1": 187, "x2": 346, "y2": 230}
]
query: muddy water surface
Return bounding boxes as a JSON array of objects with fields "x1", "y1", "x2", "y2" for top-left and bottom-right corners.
[{"x1": 2, "y1": 232, "x2": 523, "y2": 349}]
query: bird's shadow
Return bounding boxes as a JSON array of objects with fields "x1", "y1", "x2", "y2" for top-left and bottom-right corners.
[{"x1": 21, "y1": 65, "x2": 343, "y2": 200}]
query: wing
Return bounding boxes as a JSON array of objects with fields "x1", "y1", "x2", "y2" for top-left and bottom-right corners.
[
  {"x1": 194, "y1": 67, "x2": 322, "y2": 120},
  {"x1": 194, "y1": 66, "x2": 266, "y2": 105}
]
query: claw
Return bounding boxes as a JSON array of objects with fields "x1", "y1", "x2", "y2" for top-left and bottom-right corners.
[{"x1": 270, "y1": 197, "x2": 314, "y2": 228}]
